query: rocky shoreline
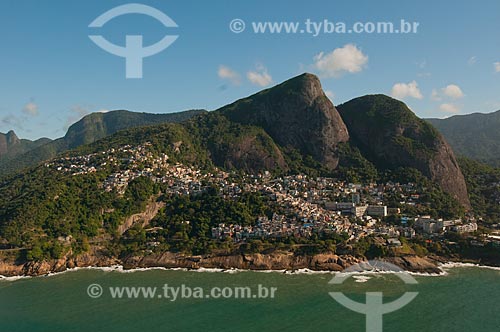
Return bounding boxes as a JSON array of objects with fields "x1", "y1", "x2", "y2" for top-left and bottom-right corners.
[{"x1": 0, "y1": 246, "x2": 478, "y2": 277}]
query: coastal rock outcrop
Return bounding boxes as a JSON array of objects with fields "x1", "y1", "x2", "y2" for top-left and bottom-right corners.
[
  {"x1": 2, "y1": 249, "x2": 496, "y2": 277},
  {"x1": 121, "y1": 252, "x2": 361, "y2": 271}
]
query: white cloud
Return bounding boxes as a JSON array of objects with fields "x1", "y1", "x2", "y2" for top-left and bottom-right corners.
[
  {"x1": 439, "y1": 103, "x2": 460, "y2": 114},
  {"x1": 218, "y1": 65, "x2": 241, "y2": 85},
  {"x1": 441, "y1": 84, "x2": 464, "y2": 99},
  {"x1": 391, "y1": 81, "x2": 423, "y2": 100},
  {"x1": 22, "y1": 102, "x2": 38, "y2": 116},
  {"x1": 495, "y1": 62, "x2": 500, "y2": 73},
  {"x1": 247, "y1": 64, "x2": 273, "y2": 87},
  {"x1": 468, "y1": 56, "x2": 477, "y2": 65},
  {"x1": 312, "y1": 44, "x2": 368, "y2": 78},
  {"x1": 431, "y1": 84, "x2": 464, "y2": 100}
]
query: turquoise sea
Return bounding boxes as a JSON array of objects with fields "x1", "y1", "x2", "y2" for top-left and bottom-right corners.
[{"x1": 1, "y1": 266, "x2": 499, "y2": 332}]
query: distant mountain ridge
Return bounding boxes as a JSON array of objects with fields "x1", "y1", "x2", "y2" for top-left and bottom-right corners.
[
  {"x1": 426, "y1": 110, "x2": 500, "y2": 166},
  {"x1": 0, "y1": 130, "x2": 52, "y2": 162},
  {"x1": 62, "y1": 110, "x2": 206, "y2": 149},
  {"x1": 0, "y1": 109, "x2": 206, "y2": 174}
]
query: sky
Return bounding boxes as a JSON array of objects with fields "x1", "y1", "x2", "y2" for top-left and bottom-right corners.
[{"x1": 1, "y1": 0, "x2": 499, "y2": 140}]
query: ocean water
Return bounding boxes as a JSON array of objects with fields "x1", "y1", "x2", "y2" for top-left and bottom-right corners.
[{"x1": 0, "y1": 266, "x2": 499, "y2": 332}]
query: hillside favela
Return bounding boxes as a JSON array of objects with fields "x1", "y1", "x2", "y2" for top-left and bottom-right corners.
[{"x1": 1, "y1": 1, "x2": 499, "y2": 332}]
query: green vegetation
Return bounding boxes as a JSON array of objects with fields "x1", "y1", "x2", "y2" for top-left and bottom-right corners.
[
  {"x1": 74, "y1": 121, "x2": 211, "y2": 168},
  {"x1": 183, "y1": 112, "x2": 287, "y2": 173},
  {"x1": 0, "y1": 158, "x2": 159, "y2": 261},
  {"x1": 0, "y1": 131, "x2": 52, "y2": 167},
  {"x1": 380, "y1": 167, "x2": 465, "y2": 219},
  {"x1": 338, "y1": 94, "x2": 438, "y2": 144},
  {"x1": 282, "y1": 147, "x2": 329, "y2": 177},
  {"x1": 337, "y1": 94, "x2": 441, "y2": 163},
  {"x1": 143, "y1": 188, "x2": 270, "y2": 254},
  {"x1": 459, "y1": 157, "x2": 500, "y2": 223},
  {"x1": 337, "y1": 95, "x2": 440, "y2": 164},
  {"x1": 335, "y1": 142, "x2": 378, "y2": 182}
]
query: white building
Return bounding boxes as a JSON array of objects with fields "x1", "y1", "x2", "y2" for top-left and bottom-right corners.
[
  {"x1": 367, "y1": 205, "x2": 388, "y2": 217},
  {"x1": 351, "y1": 205, "x2": 368, "y2": 217},
  {"x1": 452, "y1": 223, "x2": 478, "y2": 233}
]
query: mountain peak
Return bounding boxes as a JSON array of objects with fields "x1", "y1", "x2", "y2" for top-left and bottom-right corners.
[
  {"x1": 267, "y1": 72, "x2": 325, "y2": 102},
  {"x1": 338, "y1": 94, "x2": 418, "y2": 121},
  {"x1": 338, "y1": 95, "x2": 470, "y2": 208},
  {"x1": 6, "y1": 129, "x2": 17, "y2": 137},
  {"x1": 5, "y1": 130, "x2": 19, "y2": 144},
  {"x1": 0, "y1": 130, "x2": 22, "y2": 158},
  {"x1": 218, "y1": 73, "x2": 349, "y2": 169},
  {"x1": 286, "y1": 72, "x2": 321, "y2": 85},
  {"x1": 0, "y1": 130, "x2": 20, "y2": 146}
]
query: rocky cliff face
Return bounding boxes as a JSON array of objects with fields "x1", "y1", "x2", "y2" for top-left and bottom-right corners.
[
  {"x1": 337, "y1": 95, "x2": 471, "y2": 208},
  {"x1": 0, "y1": 247, "x2": 119, "y2": 277},
  {"x1": 0, "y1": 130, "x2": 20, "y2": 157},
  {"x1": 427, "y1": 140, "x2": 470, "y2": 208},
  {"x1": 219, "y1": 73, "x2": 349, "y2": 170}
]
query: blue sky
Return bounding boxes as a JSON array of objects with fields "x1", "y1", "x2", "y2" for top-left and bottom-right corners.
[{"x1": 1, "y1": 0, "x2": 499, "y2": 140}]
